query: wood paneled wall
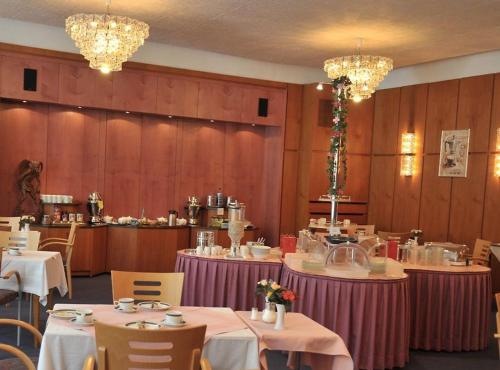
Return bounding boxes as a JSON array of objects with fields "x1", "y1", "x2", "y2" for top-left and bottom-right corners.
[
  {"x1": 368, "y1": 73, "x2": 500, "y2": 247},
  {"x1": 0, "y1": 102, "x2": 284, "y2": 244}
]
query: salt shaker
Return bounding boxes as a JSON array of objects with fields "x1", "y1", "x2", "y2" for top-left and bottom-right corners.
[{"x1": 250, "y1": 307, "x2": 258, "y2": 320}]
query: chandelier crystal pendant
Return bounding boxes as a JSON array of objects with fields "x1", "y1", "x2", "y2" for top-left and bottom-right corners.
[
  {"x1": 66, "y1": 0, "x2": 149, "y2": 73},
  {"x1": 323, "y1": 42, "x2": 393, "y2": 102}
]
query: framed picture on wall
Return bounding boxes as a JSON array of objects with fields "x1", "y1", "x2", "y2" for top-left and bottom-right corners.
[{"x1": 438, "y1": 129, "x2": 470, "y2": 177}]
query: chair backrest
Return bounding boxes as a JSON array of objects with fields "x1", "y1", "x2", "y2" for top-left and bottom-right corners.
[
  {"x1": 355, "y1": 225, "x2": 375, "y2": 236},
  {"x1": 94, "y1": 321, "x2": 206, "y2": 370},
  {"x1": 67, "y1": 222, "x2": 77, "y2": 246},
  {"x1": 0, "y1": 231, "x2": 41, "y2": 251},
  {"x1": 0, "y1": 217, "x2": 20, "y2": 232},
  {"x1": 111, "y1": 271, "x2": 184, "y2": 305},
  {"x1": 472, "y1": 238, "x2": 491, "y2": 266},
  {"x1": 377, "y1": 231, "x2": 411, "y2": 244}
]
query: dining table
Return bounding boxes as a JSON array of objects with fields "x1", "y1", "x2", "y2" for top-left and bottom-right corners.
[
  {"x1": 0, "y1": 250, "x2": 68, "y2": 330},
  {"x1": 402, "y1": 263, "x2": 491, "y2": 351},
  {"x1": 237, "y1": 310, "x2": 354, "y2": 370},
  {"x1": 280, "y1": 258, "x2": 410, "y2": 370},
  {"x1": 175, "y1": 250, "x2": 283, "y2": 310},
  {"x1": 37, "y1": 304, "x2": 260, "y2": 370}
]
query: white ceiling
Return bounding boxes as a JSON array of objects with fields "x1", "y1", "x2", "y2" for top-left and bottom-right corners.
[{"x1": 0, "y1": 0, "x2": 499, "y2": 68}]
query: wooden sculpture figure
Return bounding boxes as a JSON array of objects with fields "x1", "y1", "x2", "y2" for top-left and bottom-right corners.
[{"x1": 15, "y1": 160, "x2": 43, "y2": 219}]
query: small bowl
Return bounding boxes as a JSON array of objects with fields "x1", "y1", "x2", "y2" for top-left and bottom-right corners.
[{"x1": 250, "y1": 245, "x2": 271, "y2": 259}]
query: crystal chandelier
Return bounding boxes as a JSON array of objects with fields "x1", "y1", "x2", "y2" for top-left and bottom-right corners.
[
  {"x1": 65, "y1": 1, "x2": 149, "y2": 73},
  {"x1": 324, "y1": 46, "x2": 393, "y2": 102}
]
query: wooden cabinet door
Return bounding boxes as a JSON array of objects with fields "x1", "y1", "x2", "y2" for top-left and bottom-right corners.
[
  {"x1": 197, "y1": 80, "x2": 242, "y2": 122},
  {"x1": 71, "y1": 228, "x2": 91, "y2": 273},
  {"x1": 112, "y1": 70, "x2": 157, "y2": 113},
  {"x1": 241, "y1": 86, "x2": 286, "y2": 126},
  {"x1": 156, "y1": 75, "x2": 199, "y2": 117},
  {"x1": 0, "y1": 54, "x2": 59, "y2": 103},
  {"x1": 59, "y1": 63, "x2": 113, "y2": 108}
]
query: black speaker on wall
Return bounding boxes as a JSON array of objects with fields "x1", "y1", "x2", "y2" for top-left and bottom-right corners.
[
  {"x1": 258, "y1": 98, "x2": 268, "y2": 117},
  {"x1": 23, "y1": 68, "x2": 37, "y2": 92}
]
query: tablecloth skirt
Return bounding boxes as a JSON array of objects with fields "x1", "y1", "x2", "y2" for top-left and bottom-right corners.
[
  {"x1": 175, "y1": 253, "x2": 282, "y2": 311},
  {"x1": 280, "y1": 264, "x2": 410, "y2": 370},
  {"x1": 406, "y1": 268, "x2": 491, "y2": 351}
]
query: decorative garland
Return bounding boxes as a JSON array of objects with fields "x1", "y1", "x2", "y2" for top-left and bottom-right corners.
[{"x1": 327, "y1": 77, "x2": 350, "y2": 197}]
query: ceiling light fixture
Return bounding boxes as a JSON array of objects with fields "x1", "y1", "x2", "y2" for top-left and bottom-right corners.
[
  {"x1": 65, "y1": 0, "x2": 149, "y2": 74},
  {"x1": 316, "y1": 82, "x2": 324, "y2": 91},
  {"x1": 323, "y1": 39, "x2": 393, "y2": 102}
]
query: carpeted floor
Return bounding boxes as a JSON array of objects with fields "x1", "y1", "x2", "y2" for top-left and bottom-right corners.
[{"x1": 0, "y1": 274, "x2": 498, "y2": 369}]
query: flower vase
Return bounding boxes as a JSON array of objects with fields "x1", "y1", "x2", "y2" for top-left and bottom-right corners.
[
  {"x1": 274, "y1": 304, "x2": 286, "y2": 330},
  {"x1": 262, "y1": 302, "x2": 276, "y2": 323}
]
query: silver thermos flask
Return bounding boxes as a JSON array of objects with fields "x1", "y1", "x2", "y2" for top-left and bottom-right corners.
[{"x1": 168, "y1": 210, "x2": 177, "y2": 226}]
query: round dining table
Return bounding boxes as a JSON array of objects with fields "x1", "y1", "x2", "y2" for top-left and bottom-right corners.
[
  {"x1": 175, "y1": 250, "x2": 283, "y2": 310},
  {"x1": 280, "y1": 261, "x2": 410, "y2": 370},
  {"x1": 402, "y1": 263, "x2": 491, "y2": 352}
]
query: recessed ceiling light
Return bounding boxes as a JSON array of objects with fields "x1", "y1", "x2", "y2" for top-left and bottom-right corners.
[
  {"x1": 316, "y1": 82, "x2": 324, "y2": 91},
  {"x1": 21, "y1": 100, "x2": 27, "y2": 103},
  {"x1": 77, "y1": 106, "x2": 83, "y2": 109},
  {"x1": 251, "y1": 124, "x2": 256, "y2": 127},
  {"x1": 168, "y1": 115, "x2": 173, "y2": 119},
  {"x1": 125, "y1": 111, "x2": 130, "y2": 114},
  {"x1": 210, "y1": 119, "x2": 215, "y2": 123}
]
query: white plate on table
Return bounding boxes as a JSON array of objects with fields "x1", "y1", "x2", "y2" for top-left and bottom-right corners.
[
  {"x1": 125, "y1": 321, "x2": 161, "y2": 330},
  {"x1": 114, "y1": 306, "x2": 138, "y2": 314},
  {"x1": 48, "y1": 309, "x2": 78, "y2": 320},
  {"x1": 137, "y1": 301, "x2": 171, "y2": 311},
  {"x1": 70, "y1": 318, "x2": 96, "y2": 326},
  {"x1": 162, "y1": 320, "x2": 187, "y2": 328}
]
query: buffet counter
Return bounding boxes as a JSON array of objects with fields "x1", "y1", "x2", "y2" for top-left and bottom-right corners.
[
  {"x1": 402, "y1": 263, "x2": 491, "y2": 351},
  {"x1": 280, "y1": 261, "x2": 410, "y2": 370},
  {"x1": 32, "y1": 224, "x2": 190, "y2": 275}
]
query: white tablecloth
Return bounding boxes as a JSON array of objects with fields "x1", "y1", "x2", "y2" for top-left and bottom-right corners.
[
  {"x1": 0, "y1": 251, "x2": 67, "y2": 305},
  {"x1": 38, "y1": 304, "x2": 259, "y2": 370}
]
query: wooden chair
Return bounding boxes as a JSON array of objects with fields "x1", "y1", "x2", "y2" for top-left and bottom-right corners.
[
  {"x1": 0, "y1": 230, "x2": 41, "y2": 251},
  {"x1": 38, "y1": 222, "x2": 77, "y2": 299},
  {"x1": 84, "y1": 321, "x2": 211, "y2": 370},
  {"x1": 377, "y1": 231, "x2": 411, "y2": 243},
  {"x1": 0, "y1": 217, "x2": 20, "y2": 231},
  {"x1": 111, "y1": 271, "x2": 184, "y2": 305},
  {"x1": 0, "y1": 319, "x2": 42, "y2": 370},
  {"x1": 467, "y1": 238, "x2": 491, "y2": 266},
  {"x1": 0, "y1": 250, "x2": 23, "y2": 345}
]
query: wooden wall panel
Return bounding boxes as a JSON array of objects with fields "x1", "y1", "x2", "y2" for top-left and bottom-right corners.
[
  {"x1": 308, "y1": 151, "x2": 329, "y2": 201},
  {"x1": 241, "y1": 86, "x2": 287, "y2": 126},
  {"x1": 283, "y1": 84, "x2": 303, "y2": 151},
  {"x1": 397, "y1": 84, "x2": 428, "y2": 153},
  {"x1": 367, "y1": 156, "x2": 396, "y2": 231},
  {"x1": 280, "y1": 150, "x2": 299, "y2": 234},
  {"x1": 347, "y1": 98, "x2": 375, "y2": 154},
  {"x1": 104, "y1": 112, "x2": 142, "y2": 217},
  {"x1": 45, "y1": 106, "x2": 104, "y2": 212},
  {"x1": 456, "y1": 75, "x2": 494, "y2": 152},
  {"x1": 345, "y1": 154, "x2": 371, "y2": 202},
  {"x1": 418, "y1": 155, "x2": 452, "y2": 241},
  {"x1": 156, "y1": 75, "x2": 199, "y2": 117},
  {"x1": 112, "y1": 70, "x2": 158, "y2": 113},
  {"x1": 448, "y1": 154, "x2": 488, "y2": 247},
  {"x1": 139, "y1": 115, "x2": 178, "y2": 217},
  {"x1": 174, "y1": 120, "x2": 225, "y2": 213},
  {"x1": 197, "y1": 81, "x2": 242, "y2": 122},
  {"x1": 424, "y1": 80, "x2": 459, "y2": 153},
  {"x1": 482, "y1": 154, "x2": 500, "y2": 242},
  {"x1": 489, "y1": 74, "x2": 500, "y2": 152},
  {"x1": 372, "y1": 88, "x2": 400, "y2": 155},
  {"x1": 0, "y1": 102, "x2": 48, "y2": 215},
  {"x1": 0, "y1": 55, "x2": 59, "y2": 103},
  {"x1": 223, "y1": 124, "x2": 266, "y2": 228}
]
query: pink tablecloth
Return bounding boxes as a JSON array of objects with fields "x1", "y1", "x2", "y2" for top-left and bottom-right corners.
[
  {"x1": 237, "y1": 311, "x2": 353, "y2": 370},
  {"x1": 175, "y1": 251, "x2": 283, "y2": 310},
  {"x1": 280, "y1": 264, "x2": 409, "y2": 370},
  {"x1": 404, "y1": 266, "x2": 491, "y2": 351}
]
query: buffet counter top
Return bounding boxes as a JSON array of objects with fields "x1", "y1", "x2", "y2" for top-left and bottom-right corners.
[{"x1": 32, "y1": 223, "x2": 189, "y2": 229}]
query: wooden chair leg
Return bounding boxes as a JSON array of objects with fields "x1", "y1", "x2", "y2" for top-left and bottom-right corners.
[{"x1": 66, "y1": 265, "x2": 72, "y2": 300}]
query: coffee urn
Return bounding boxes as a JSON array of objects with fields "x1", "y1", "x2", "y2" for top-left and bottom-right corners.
[
  {"x1": 186, "y1": 196, "x2": 201, "y2": 226},
  {"x1": 87, "y1": 192, "x2": 104, "y2": 224}
]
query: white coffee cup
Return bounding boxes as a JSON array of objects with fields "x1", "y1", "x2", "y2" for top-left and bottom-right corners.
[
  {"x1": 8, "y1": 248, "x2": 20, "y2": 256},
  {"x1": 203, "y1": 246, "x2": 211, "y2": 256},
  {"x1": 114, "y1": 297, "x2": 134, "y2": 311},
  {"x1": 75, "y1": 309, "x2": 93, "y2": 324},
  {"x1": 196, "y1": 246, "x2": 203, "y2": 256},
  {"x1": 240, "y1": 245, "x2": 249, "y2": 257},
  {"x1": 165, "y1": 310, "x2": 183, "y2": 325}
]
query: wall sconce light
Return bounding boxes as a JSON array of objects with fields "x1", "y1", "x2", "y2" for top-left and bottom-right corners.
[
  {"x1": 401, "y1": 133, "x2": 416, "y2": 176},
  {"x1": 495, "y1": 128, "x2": 500, "y2": 177}
]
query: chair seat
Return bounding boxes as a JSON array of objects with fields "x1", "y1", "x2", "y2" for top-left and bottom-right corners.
[{"x1": 0, "y1": 289, "x2": 18, "y2": 305}]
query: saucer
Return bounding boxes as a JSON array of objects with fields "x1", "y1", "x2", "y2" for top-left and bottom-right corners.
[
  {"x1": 125, "y1": 321, "x2": 161, "y2": 330},
  {"x1": 114, "y1": 306, "x2": 138, "y2": 314},
  {"x1": 162, "y1": 320, "x2": 187, "y2": 328},
  {"x1": 70, "y1": 318, "x2": 96, "y2": 326},
  {"x1": 137, "y1": 301, "x2": 171, "y2": 311},
  {"x1": 48, "y1": 309, "x2": 78, "y2": 320}
]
